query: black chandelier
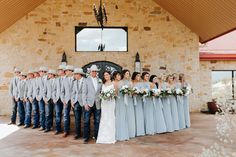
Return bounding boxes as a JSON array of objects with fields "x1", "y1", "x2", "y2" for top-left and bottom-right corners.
[
  {"x1": 93, "y1": 0, "x2": 107, "y2": 51},
  {"x1": 93, "y1": 0, "x2": 107, "y2": 28}
]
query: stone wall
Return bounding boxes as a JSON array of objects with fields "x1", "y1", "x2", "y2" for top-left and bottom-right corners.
[
  {"x1": 200, "y1": 60, "x2": 236, "y2": 106},
  {"x1": 0, "y1": 0, "x2": 199, "y2": 115}
]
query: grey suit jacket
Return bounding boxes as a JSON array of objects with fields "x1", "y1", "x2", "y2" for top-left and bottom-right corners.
[
  {"x1": 71, "y1": 77, "x2": 84, "y2": 106},
  {"x1": 82, "y1": 76, "x2": 102, "y2": 109},
  {"x1": 52, "y1": 77, "x2": 61, "y2": 103},
  {"x1": 61, "y1": 76, "x2": 73, "y2": 104},
  {"x1": 32, "y1": 78, "x2": 38, "y2": 99},
  {"x1": 36, "y1": 75, "x2": 47, "y2": 101},
  {"x1": 43, "y1": 78, "x2": 55, "y2": 102},
  {"x1": 24, "y1": 79, "x2": 33, "y2": 100},
  {"x1": 16, "y1": 79, "x2": 26, "y2": 100},
  {"x1": 9, "y1": 76, "x2": 19, "y2": 97}
]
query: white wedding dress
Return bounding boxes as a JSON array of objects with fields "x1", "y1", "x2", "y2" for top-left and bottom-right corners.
[{"x1": 96, "y1": 84, "x2": 116, "y2": 144}]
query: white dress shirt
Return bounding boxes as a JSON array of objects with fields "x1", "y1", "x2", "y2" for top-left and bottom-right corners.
[{"x1": 91, "y1": 77, "x2": 98, "y2": 92}]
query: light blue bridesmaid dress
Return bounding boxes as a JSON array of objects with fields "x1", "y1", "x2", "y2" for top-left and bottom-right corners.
[
  {"x1": 182, "y1": 82, "x2": 191, "y2": 128},
  {"x1": 154, "y1": 89, "x2": 167, "y2": 134},
  {"x1": 115, "y1": 81, "x2": 130, "y2": 141},
  {"x1": 161, "y1": 82, "x2": 174, "y2": 132},
  {"x1": 142, "y1": 82, "x2": 155, "y2": 135},
  {"x1": 133, "y1": 82, "x2": 145, "y2": 136},
  {"x1": 169, "y1": 84, "x2": 180, "y2": 131},
  {"x1": 176, "y1": 83, "x2": 186, "y2": 130},
  {"x1": 123, "y1": 79, "x2": 136, "y2": 138}
]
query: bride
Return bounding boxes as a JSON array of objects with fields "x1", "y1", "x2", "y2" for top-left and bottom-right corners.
[{"x1": 96, "y1": 71, "x2": 116, "y2": 144}]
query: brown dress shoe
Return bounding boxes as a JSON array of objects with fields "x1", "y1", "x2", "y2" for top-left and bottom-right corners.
[
  {"x1": 8, "y1": 122, "x2": 16, "y2": 125},
  {"x1": 62, "y1": 132, "x2": 69, "y2": 138}
]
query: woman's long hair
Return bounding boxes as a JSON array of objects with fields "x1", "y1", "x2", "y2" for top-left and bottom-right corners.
[
  {"x1": 121, "y1": 69, "x2": 130, "y2": 80},
  {"x1": 102, "y1": 71, "x2": 111, "y2": 84},
  {"x1": 149, "y1": 75, "x2": 158, "y2": 88}
]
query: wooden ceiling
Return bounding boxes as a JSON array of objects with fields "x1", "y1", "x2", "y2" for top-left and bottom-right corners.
[
  {"x1": 0, "y1": 0, "x2": 46, "y2": 33},
  {"x1": 154, "y1": 0, "x2": 236, "y2": 43},
  {"x1": 1, "y1": 0, "x2": 236, "y2": 43}
]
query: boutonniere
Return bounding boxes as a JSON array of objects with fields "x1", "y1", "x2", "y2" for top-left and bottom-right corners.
[{"x1": 98, "y1": 79, "x2": 102, "y2": 84}]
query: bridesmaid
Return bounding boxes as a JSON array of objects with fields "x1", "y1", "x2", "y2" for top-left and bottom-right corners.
[
  {"x1": 113, "y1": 71, "x2": 129, "y2": 141},
  {"x1": 173, "y1": 74, "x2": 186, "y2": 130},
  {"x1": 141, "y1": 72, "x2": 155, "y2": 135},
  {"x1": 167, "y1": 75, "x2": 180, "y2": 131},
  {"x1": 159, "y1": 74, "x2": 174, "y2": 132},
  {"x1": 150, "y1": 75, "x2": 167, "y2": 134},
  {"x1": 132, "y1": 72, "x2": 145, "y2": 136},
  {"x1": 179, "y1": 73, "x2": 191, "y2": 128},
  {"x1": 122, "y1": 69, "x2": 136, "y2": 138}
]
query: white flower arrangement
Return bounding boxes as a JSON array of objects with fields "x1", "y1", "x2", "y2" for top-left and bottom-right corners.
[
  {"x1": 120, "y1": 85, "x2": 132, "y2": 95},
  {"x1": 182, "y1": 85, "x2": 192, "y2": 96},
  {"x1": 173, "y1": 88, "x2": 183, "y2": 96},
  {"x1": 131, "y1": 87, "x2": 140, "y2": 95},
  {"x1": 99, "y1": 88, "x2": 117, "y2": 101},
  {"x1": 160, "y1": 88, "x2": 173, "y2": 97},
  {"x1": 149, "y1": 88, "x2": 161, "y2": 97},
  {"x1": 139, "y1": 88, "x2": 149, "y2": 97}
]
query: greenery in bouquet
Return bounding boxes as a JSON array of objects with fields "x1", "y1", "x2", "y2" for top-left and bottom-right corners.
[{"x1": 99, "y1": 88, "x2": 117, "y2": 101}]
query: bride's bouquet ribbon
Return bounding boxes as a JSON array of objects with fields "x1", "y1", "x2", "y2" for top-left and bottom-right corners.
[
  {"x1": 124, "y1": 94, "x2": 128, "y2": 106},
  {"x1": 152, "y1": 97, "x2": 157, "y2": 110},
  {"x1": 133, "y1": 96, "x2": 137, "y2": 106}
]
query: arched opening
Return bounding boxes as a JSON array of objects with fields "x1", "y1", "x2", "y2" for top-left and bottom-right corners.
[{"x1": 82, "y1": 61, "x2": 123, "y2": 79}]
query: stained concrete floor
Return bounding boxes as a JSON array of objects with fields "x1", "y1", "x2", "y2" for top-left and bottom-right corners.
[{"x1": 0, "y1": 113, "x2": 235, "y2": 157}]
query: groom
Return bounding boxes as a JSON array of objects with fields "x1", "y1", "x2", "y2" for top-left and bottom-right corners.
[{"x1": 82, "y1": 65, "x2": 102, "y2": 144}]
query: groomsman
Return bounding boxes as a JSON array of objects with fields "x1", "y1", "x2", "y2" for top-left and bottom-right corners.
[
  {"x1": 37, "y1": 66, "x2": 48, "y2": 131},
  {"x1": 32, "y1": 70, "x2": 40, "y2": 129},
  {"x1": 23, "y1": 70, "x2": 34, "y2": 128},
  {"x1": 82, "y1": 65, "x2": 102, "y2": 144},
  {"x1": 44, "y1": 70, "x2": 57, "y2": 133},
  {"x1": 54, "y1": 65, "x2": 66, "y2": 135},
  {"x1": 8, "y1": 68, "x2": 21, "y2": 125},
  {"x1": 71, "y1": 68, "x2": 85, "y2": 140},
  {"x1": 15, "y1": 72, "x2": 27, "y2": 126},
  {"x1": 61, "y1": 65, "x2": 74, "y2": 137}
]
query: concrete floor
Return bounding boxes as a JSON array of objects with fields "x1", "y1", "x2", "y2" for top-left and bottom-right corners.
[{"x1": 0, "y1": 113, "x2": 235, "y2": 157}]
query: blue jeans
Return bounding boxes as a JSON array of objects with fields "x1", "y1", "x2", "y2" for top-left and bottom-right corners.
[
  {"x1": 39, "y1": 99, "x2": 45, "y2": 129},
  {"x1": 73, "y1": 102, "x2": 83, "y2": 136},
  {"x1": 24, "y1": 101, "x2": 32, "y2": 126},
  {"x1": 17, "y1": 100, "x2": 25, "y2": 124},
  {"x1": 55, "y1": 99, "x2": 63, "y2": 132},
  {"x1": 10, "y1": 98, "x2": 17, "y2": 123},
  {"x1": 63, "y1": 101, "x2": 71, "y2": 133},
  {"x1": 83, "y1": 104, "x2": 101, "y2": 141},
  {"x1": 32, "y1": 98, "x2": 39, "y2": 127},
  {"x1": 45, "y1": 100, "x2": 54, "y2": 130}
]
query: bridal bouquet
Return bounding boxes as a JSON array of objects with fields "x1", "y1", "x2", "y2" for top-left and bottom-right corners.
[
  {"x1": 173, "y1": 88, "x2": 184, "y2": 96},
  {"x1": 148, "y1": 88, "x2": 161, "y2": 97},
  {"x1": 139, "y1": 88, "x2": 149, "y2": 97},
  {"x1": 160, "y1": 88, "x2": 173, "y2": 97},
  {"x1": 131, "y1": 87, "x2": 140, "y2": 95},
  {"x1": 182, "y1": 85, "x2": 192, "y2": 96},
  {"x1": 99, "y1": 88, "x2": 117, "y2": 101},
  {"x1": 120, "y1": 85, "x2": 132, "y2": 95}
]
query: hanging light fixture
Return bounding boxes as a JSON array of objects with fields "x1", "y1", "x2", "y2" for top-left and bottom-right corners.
[
  {"x1": 93, "y1": 0, "x2": 108, "y2": 51},
  {"x1": 93, "y1": 0, "x2": 107, "y2": 28}
]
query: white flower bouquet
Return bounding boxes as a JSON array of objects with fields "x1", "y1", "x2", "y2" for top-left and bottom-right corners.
[
  {"x1": 182, "y1": 85, "x2": 192, "y2": 96},
  {"x1": 148, "y1": 88, "x2": 161, "y2": 97},
  {"x1": 99, "y1": 88, "x2": 117, "y2": 101},
  {"x1": 131, "y1": 87, "x2": 140, "y2": 95},
  {"x1": 173, "y1": 88, "x2": 184, "y2": 96},
  {"x1": 160, "y1": 88, "x2": 173, "y2": 97},
  {"x1": 120, "y1": 85, "x2": 132, "y2": 95},
  {"x1": 139, "y1": 88, "x2": 149, "y2": 97}
]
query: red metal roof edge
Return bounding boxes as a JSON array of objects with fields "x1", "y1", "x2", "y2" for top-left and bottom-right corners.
[{"x1": 200, "y1": 52, "x2": 236, "y2": 61}]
